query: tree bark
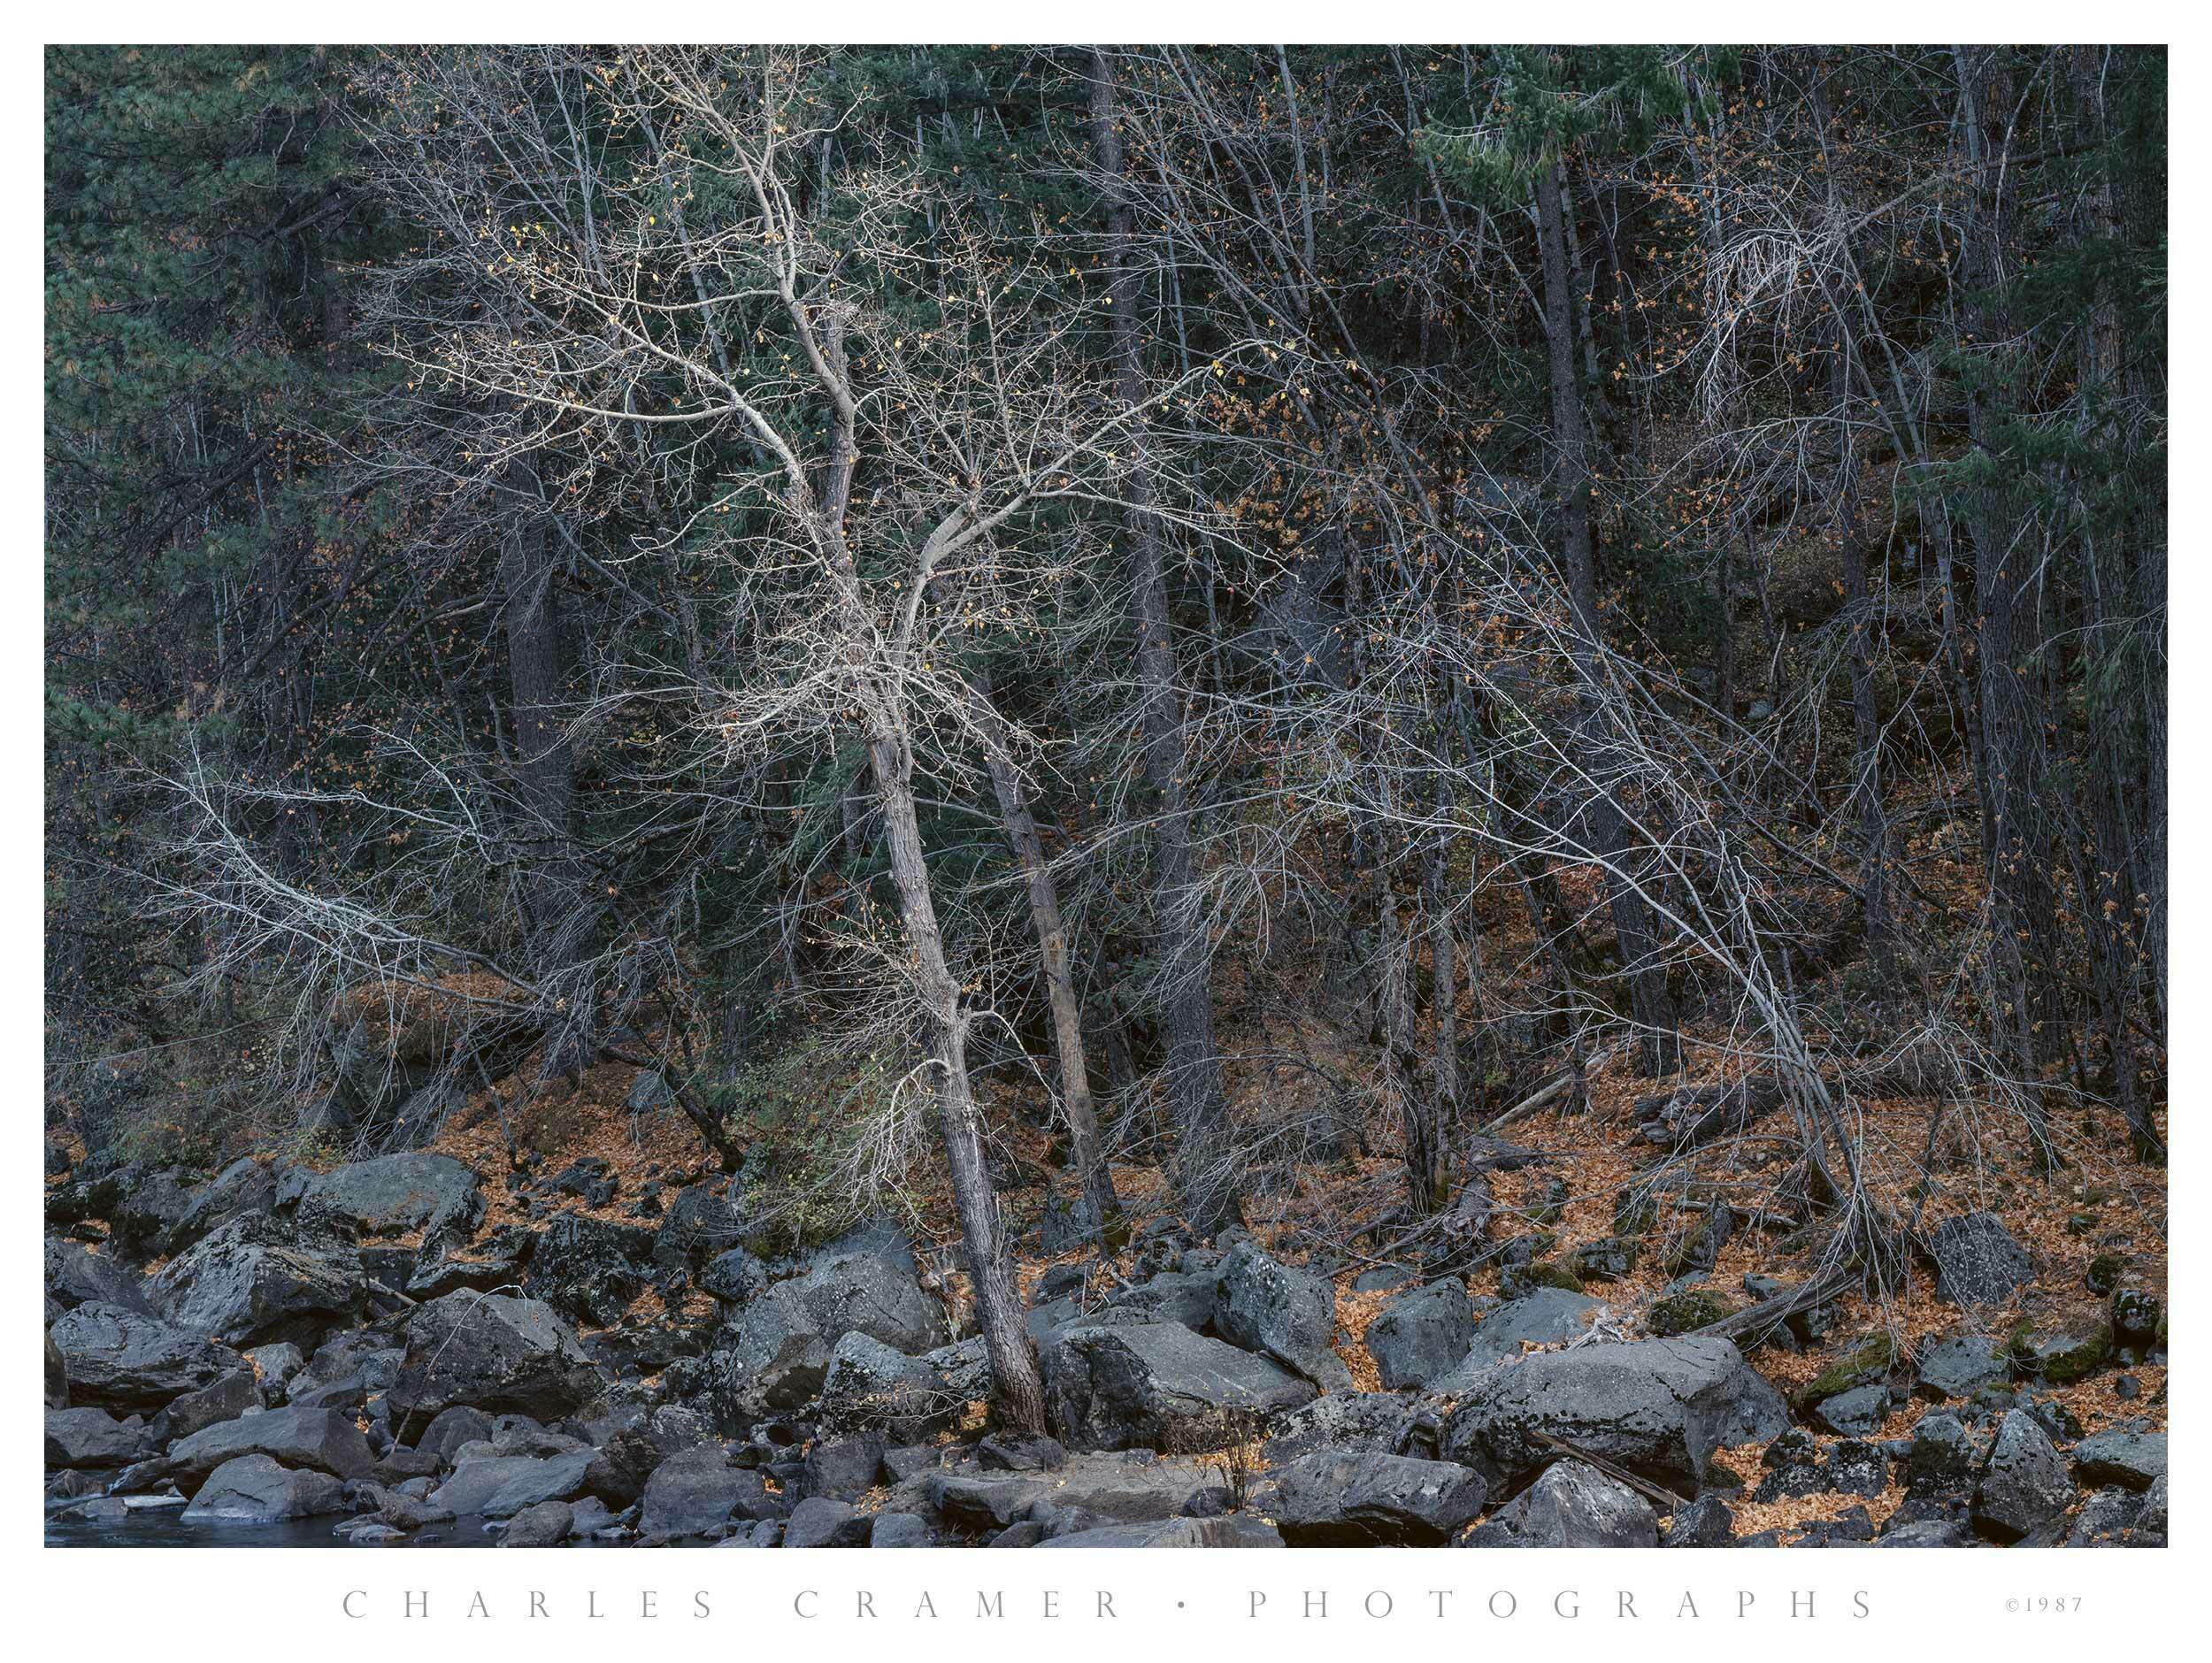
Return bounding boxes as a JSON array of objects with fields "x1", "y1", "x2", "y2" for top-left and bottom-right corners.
[
  {"x1": 1089, "y1": 50, "x2": 1236, "y2": 1238},
  {"x1": 1533, "y1": 157, "x2": 1679, "y2": 1075}
]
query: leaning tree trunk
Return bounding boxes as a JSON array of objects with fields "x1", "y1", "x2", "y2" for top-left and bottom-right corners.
[
  {"x1": 965, "y1": 671, "x2": 1120, "y2": 1239},
  {"x1": 1533, "y1": 158, "x2": 1679, "y2": 1076},
  {"x1": 1089, "y1": 50, "x2": 1236, "y2": 1238},
  {"x1": 865, "y1": 726, "x2": 1048, "y2": 1434}
]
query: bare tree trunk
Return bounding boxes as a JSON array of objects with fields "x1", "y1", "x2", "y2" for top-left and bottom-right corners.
[
  {"x1": 497, "y1": 459, "x2": 594, "y2": 1081},
  {"x1": 1534, "y1": 158, "x2": 1679, "y2": 1075},
  {"x1": 965, "y1": 674, "x2": 1120, "y2": 1238},
  {"x1": 1090, "y1": 50, "x2": 1235, "y2": 1238},
  {"x1": 865, "y1": 727, "x2": 1048, "y2": 1434}
]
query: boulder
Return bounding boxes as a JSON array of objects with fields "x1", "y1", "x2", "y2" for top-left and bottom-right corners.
[
  {"x1": 726, "y1": 1283, "x2": 833, "y2": 1412},
  {"x1": 1915, "y1": 1329, "x2": 2010, "y2": 1400},
  {"x1": 45, "y1": 1238, "x2": 154, "y2": 1315},
  {"x1": 1811, "y1": 1384, "x2": 1890, "y2": 1436},
  {"x1": 2131, "y1": 1475, "x2": 2168, "y2": 1547},
  {"x1": 1364, "y1": 1281, "x2": 1476, "y2": 1391},
  {"x1": 650, "y1": 1183, "x2": 749, "y2": 1272},
  {"x1": 803, "y1": 1433, "x2": 887, "y2": 1501},
  {"x1": 47, "y1": 1302, "x2": 245, "y2": 1412},
  {"x1": 1042, "y1": 1322, "x2": 1317, "y2": 1453},
  {"x1": 1661, "y1": 1494, "x2": 1736, "y2": 1546},
  {"x1": 1268, "y1": 1447, "x2": 1486, "y2": 1545},
  {"x1": 816, "y1": 1332, "x2": 963, "y2": 1440},
  {"x1": 1263, "y1": 1391, "x2": 1418, "y2": 1468},
  {"x1": 1213, "y1": 1242, "x2": 1354, "y2": 1391},
  {"x1": 290, "y1": 1153, "x2": 484, "y2": 1248},
  {"x1": 783, "y1": 1496, "x2": 865, "y2": 1547},
  {"x1": 169, "y1": 1157, "x2": 283, "y2": 1253},
  {"x1": 45, "y1": 1406, "x2": 147, "y2": 1468},
  {"x1": 1931, "y1": 1212, "x2": 2031, "y2": 1307},
  {"x1": 45, "y1": 1330, "x2": 68, "y2": 1409},
  {"x1": 148, "y1": 1215, "x2": 367, "y2": 1348},
  {"x1": 870, "y1": 1512, "x2": 934, "y2": 1547},
  {"x1": 926, "y1": 1453, "x2": 1218, "y2": 1531},
  {"x1": 787, "y1": 1245, "x2": 945, "y2": 1355},
  {"x1": 2073, "y1": 1426, "x2": 2165, "y2": 1492},
  {"x1": 180, "y1": 1453, "x2": 345, "y2": 1523},
  {"x1": 1460, "y1": 1458, "x2": 1660, "y2": 1547},
  {"x1": 390, "y1": 1292, "x2": 601, "y2": 1427},
  {"x1": 433, "y1": 1452, "x2": 595, "y2": 1518},
  {"x1": 1973, "y1": 1409, "x2": 2073, "y2": 1543},
  {"x1": 581, "y1": 1427, "x2": 664, "y2": 1506},
  {"x1": 1430, "y1": 1288, "x2": 1604, "y2": 1391},
  {"x1": 107, "y1": 1165, "x2": 204, "y2": 1257},
  {"x1": 414, "y1": 1406, "x2": 494, "y2": 1464},
  {"x1": 2063, "y1": 1487, "x2": 2142, "y2": 1548},
  {"x1": 638, "y1": 1445, "x2": 780, "y2": 1541},
  {"x1": 699, "y1": 1247, "x2": 767, "y2": 1310},
  {"x1": 500, "y1": 1498, "x2": 574, "y2": 1546},
  {"x1": 2016, "y1": 1318, "x2": 2111, "y2": 1383},
  {"x1": 169, "y1": 1406, "x2": 376, "y2": 1487},
  {"x1": 1441, "y1": 1336, "x2": 1788, "y2": 1494},
  {"x1": 523, "y1": 1214, "x2": 657, "y2": 1327},
  {"x1": 1035, "y1": 1517, "x2": 1284, "y2": 1548},
  {"x1": 1099, "y1": 1270, "x2": 1217, "y2": 1334},
  {"x1": 243, "y1": 1344, "x2": 305, "y2": 1400}
]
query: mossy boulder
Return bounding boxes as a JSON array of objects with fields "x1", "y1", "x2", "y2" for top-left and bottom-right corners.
[
  {"x1": 2015, "y1": 1319, "x2": 2111, "y2": 1384},
  {"x1": 2085, "y1": 1253, "x2": 2126, "y2": 1296},
  {"x1": 1571, "y1": 1238, "x2": 1637, "y2": 1283},
  {"x1": 1649, "y1": 1289, "x2": 1734, "y2": 1337},
  {"x1": 1499, "y1": 1259, "x2": 1584, "y2": 1299},
  {"x1": 1796, "y1": 1331, "x2": 1898, "y2": 1409}
]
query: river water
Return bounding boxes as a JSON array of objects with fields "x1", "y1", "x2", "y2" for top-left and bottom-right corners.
[{"x1": 42, "y1": 1511, "x2": 518, "y2": 1549}]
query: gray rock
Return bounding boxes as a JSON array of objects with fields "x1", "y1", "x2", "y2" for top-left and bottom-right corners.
[
  {"x1": 291, "y1": 1153, "x2": 484, "y2": 1249},
  {"x1": 1263, "y1": 1392, "x2": 1416, "y2": 1468},
  {"x1": 144, "y1": 1366, "x2": 261, "y2": 1444},
  {"x1": 1932, "y1": 1212, "x2": 2032, "y2": 1307},
  {"x1": 580, "y1": 1428, "x2": 664, "y2": 1506},
  {"x1": 430, "y1": 1452, "x2": 595, "y2": 1517},
  {"x1": 817, "y1": 1332, "x2": 964, "y2": 1440},
  {"x1": 149, "y1": 1215, "x2": 368, "y2": 1348},
  {"x1": 803, "y1": 1433, "x2": 887, "y2": 1501},
  {"x1": 1876, "y1": 1514, "x2": 1971, "y2": 1547},
  {"x1": 1351, "y1": 1265, "x2": 1418, "y2": 1293},
  {"x1": 1812, "y1": 1383, "x2": 1890, "y2": 1436},
  {"x1": 1101, "y1": 1270, "x2": 1217, "y2": 1333},
  {"x1": 1365, "y1": 1281, "x2": 1476, "y2": 1391},
  {"x1": 1461, "y1": 1458, "x2": 1660, "y2": 1547},
  {"x1": 180, "y1": 1453, "x2": 344, "y2": 1523},
  {"x1": 45, "y1": 1237, "x2": 154, "y2": 1315},
  {"x1": 1661, "y1": 1494, "x2": 1736, "y2": 1546},
  {"x1": 638, "y1": 1445, "x2": 779, "y2": 1541},
  {"x1": 522, "y1": 1214, "x2": 657, "y2": 1328},
  {"x1": 1268, "y1": 1446, "x2": 1486, "y2": 1545},
  {"x1": 1915, "y1": 1329, "x2": 2010, "y2": 1399},
  {"x1": 787, "y1": 1245, "x2": 944, "y2": 1354},
  {"x1": 1430, "y1": 1287, "x2": 1603, "y2": 1391},
  {"x1": 1440, "y1": 1336, "x2": 1788, "y2": 1493},
  {"x1": 2063, "y1": 1487, "x2": 2142, "y2": 1548},
  {"x1": 726, "y1": 1283, "x2": 833, "y2": 1411},
  {"x1": 390, "y1": 1292, "x2": 601, "y2": 1425},
  {"x1": 500, "y1": 1498, "x2": 575, "y2": 1546},
  {"x1": 926, "y1": 1453, "x2": 1218, "y2": 1531},
  {"x1": 1906, "y1": 1412, "x2": 1980, "y2": 1493},
  {"x1": 2130, "y1": 1475, "x2": 2168, "y2": 1546},
  {"x1": 783, "y1": 1495, "x2": 863, "y2": 1546},
  {"x1": 1974, "y1": 1409, "x2": 2074, "y2": 1542},
  {"x1": 700, "y1": 1247, "x2": 767, "y2": 1309},
  {"x1": 1034, "y1": 1517, "x2": 1284, "y2": 1548},
  {"x1": 869, "y1": 1511, "x2": 933, "y2": 1546},
  {"x1": 2073, "y1": 1426, "x2": 2165, "y2": 1491},
  {"x1": 47, "y1": 1302, "x2": 246, "y2": 1412},
  {"x1": 1214, "y1": 1242, "x2": 1354, "y2": 1391},
  {"x1": 415, "y1": 1406, "x2": 494, "y2": 1465},
  {"x1": 243, "y1": 1344, "x2": 305, "y2": 1399},
  {"x1": 45, "y1": 1406, "x2": 147, "y2": 1468},
  {"x1": 1041, "y1": 1322, "x2": 1317, "y2": 1452},
  {"x1": 650, "y1": 1182, "x2": 749, "y2": 1272},
  {"x1": 171, "y1": 1405, "x2": 375, "y2": 1486}
]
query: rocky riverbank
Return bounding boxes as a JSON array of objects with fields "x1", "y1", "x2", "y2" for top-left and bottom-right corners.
[{"x1": 44, "y1": 1149, "x2": 2167, "y2": 1547}]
